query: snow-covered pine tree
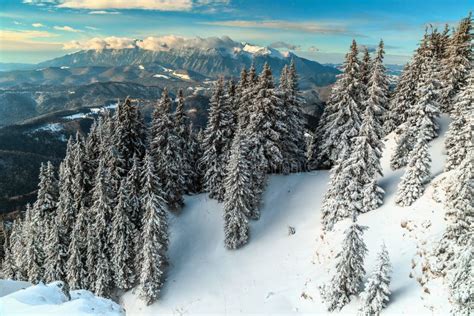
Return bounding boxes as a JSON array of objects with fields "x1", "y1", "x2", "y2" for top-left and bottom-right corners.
[
  {"x1": 448, "y1": 240, "x2": 473, "y2": 316},
  {"x1": 246, "y1": 63, "x2": 287, "y2": 173},
  {"x1": 320, "y1": 213, "x2": 368, "y2": 311},
  {"x1": 235, "y1": 68, "x2": 248, "y2": 126},
  {"x1": 281, "y1": 60, "x2": 307, "y2": 173},
  {"x1": 445, "y1": 69, "x2": 473, "y2": 171},
  {"x1": 313, "y1": 40, "x2": 363, "y2": 167},
  {"x1": 174, "y1": 88, "x2": 192, "y2": 194},
  {"x1": 126, "y1": 155, "x2": 142, "y2": 232},
  {"x1": 223, "y1": 128, "x2": 251, "y2": 249},
  {"x1": 55, "y1": 137, "x2": 76, "y2": 263},
  {"x1": 150, "y1": 88, "x2": 185, "y2": 211},
  {"x1": 368, "y1": 40, "x2": 389, "y2": 130},
  {"x1": 34, "y1": 161, "x2": 59, "y2": 237},
  {"x1": 359, "y1": 46, "x2": 371, "y2": 111},
  {"x1": 72, "y1": 134, "x2": 91, "y2": 215},
  {"x1": 200, "y1": 78, "x2": 235, "y2": 201},
  {"x1": 1, "y1": 228, "x2": 15, "y2": 279},
  {"x1": 391, "y1": 48, "x2": 441, "y2": 170},
  {"x1": 14, "y1": 205, "x2": 30, "y2": 280},
  {"x1": 137, "y1": 153, "x2": 169, "y2": 305},
  {"x1": 43, "y1": 215, "x2": 66, "y2": 283},
  {"x1": 87, "y1": 159, "x2": 113, "y2": 297},
  {"x1": 114, "y1": 98, "x2": 147, "y2": 172},
  {"x1": 187, "y1": 126, "x2": 203, "y2": 194},
  {"x1": 26, "y1": 200, "x2": 46, "y2": 283},
  {"x1": 440, "y1": 13, "x2": 472, "y2": 113},
  {"x1": 434, "y1": 154, "x2": 473, "y2": 271},
  {"x1": 395, "y1": 128, "x2": 431, "y2": 206},
  {"x1": 110, "y1": 179, "x2": 135, "y2": 290},
  {"x1": 358, "y1": 243, "x2": 392, "y2": 316},
  {"x1": 66, "y1": 204, "x2": 88, "y2": 290}
]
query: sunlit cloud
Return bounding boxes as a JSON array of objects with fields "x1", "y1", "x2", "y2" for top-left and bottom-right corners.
[
  {"x1": 85, "y1": 26, "x2": 99, "y2": 30},
  {"x1": 63, "y1": 36, "x2": 136, "y2": 50},
  {"x1": 54, "y1": 25, "x2": 82, "y2": 32},
  {"x1": 32, "y1": 23, "x2": 45, "y2": 27},
  {"x1": 58, "y1": 0, "x2": 193, "y2": 11},
  {"x1": 88, "y1": 10, "x2": 120, "y2": 15},
  {"x1": 269, "y1": 41, "x2": 301, "y2": 51},
  {"x1": 0, "y1": 29, "x2": 61, "y2": 52}
]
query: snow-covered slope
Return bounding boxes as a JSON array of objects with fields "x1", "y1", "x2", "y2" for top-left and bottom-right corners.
[
  {"x1": 0, "y1": 281, "x2": 125, "y2": 316},
  {"x1": 121, "y1": 115, "x2": 452, "y2": 314}
]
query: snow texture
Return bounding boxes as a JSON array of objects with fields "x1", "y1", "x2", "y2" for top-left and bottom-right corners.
[{"x1": 120, "y1": 114, "x2": 453, "y2": 314}]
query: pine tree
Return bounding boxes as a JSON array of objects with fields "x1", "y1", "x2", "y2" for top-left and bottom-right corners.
[
  {"x1": 151, "y1": 88, "x2": 185, "y2": 211},
  {"x1": 87, "y1": 160, "x2": 113, "y2": 297},
  {"x1": 1, "y1": 229, "x2": 15, "y2": 279},
  {"x1": 114, "y1": 98, "x2": 147, "y2": 172},
  {"x1": 137, "y1": 153, "x2": 169, "y2": 305},
  {"x1": 13, "y1": 206, "x2": 30, "y2": 280},
  {"x1": 223, "y1": 128, "x2": 251, "y2": 249},
  {"x1": 320, "y1": 214, "x2": 368, "y2": 311},
  {"x1": 368, "y1": 40, "x2": 389, "y2": 130},
  {"x1": 34, "y1": 161, "x2": 58, "y2": 240},
  {"x1": 187, "y1": 126, "x2": 203, "y2": 194},
  {"x1": 43, "y1": 215, "x2": 66, "y2": 283},
  {"x1": 448, "y1": 240, "x2": 473, "y2": 316},
  {"x1": 434, "y1": 155, "x2": 473, "y2": 270},
  {"x1": 26, "y1": 202, "x2": 45, "y2": 283},
  {"x1": 66, "y1": 204, "x2": 88, "y2": 290},
  {"x1": 200, "y1": 78, "x2": 235, "y2": 201},
  {"x1": 391, "y1": 51, "x2": 441, "y2": 170},
  {"x1": 445, "y1": 69, "x2": 473, "y2": 171},
  {"x1": 313, "y1": 40, "x2": 363, "y2": 167},
  {"x1": 110, "y1": 178, "x2": 136, "y2": 290},
  {"x1": 440, "y1": 13, "x2": 473, "y2": 113},
  {"x1": 126, "y1": 155, "x2": 143, "y2": 232},
  {"x1": 246, "y1": 63, "x2": 287, "y2": 172},
  {"x1": 281, "y1": 60, "x2": 307, "y2": 172},
  {"x1": 395, "y1": 129, "x2": 431, "y2": 207},
  {"x1": 358, "y1": 244, "x2": 391, "y2": 316},
  {"x1": 359, "y1": 46, "x2": 371, "y2": 111}
]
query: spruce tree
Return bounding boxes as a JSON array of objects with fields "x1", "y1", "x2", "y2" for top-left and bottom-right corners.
[
  {"x1": 34, "y1": 161, "x2": 58, "y2": 241},
  {"x1": 395, "y1": 129, "x2": 431, "y2": 206},
  {"x1": 246, "y1": 63, "x2": 287, "y2": 172},
  {"x1": 110, "y1": 179, "x2": 136, "y2": 290},
  {"x1": 313, "y1": 40, "x2": 363, "y2": 167},
  {"x1": 126, "y1": 155, "x2": 143, "y2": 232},
  {"x1": 66, "y1": 204, "x2": 88, "y2": 290},
  {"x1": 440, "y1": 13, "x2": 472, "y2": 113},
  {"x1": 114, "y1": 98, "x2": 147, "y2": 172},
  {"x1": 358, "y1": 244, "x2": 392, "y2": 316},
  {"x1": 43, "y1": 216, "x2": 65, "y2": 283},
  {"x1": 151, "y1": 88, "x2": 185, "y2": 211},
  {"x1": 448, "y1": 240, "x2": 473, "y2": 316},
  {"x1": 383, "y1": 63, "x2": 412, "y2": 134},
  {"x1": 14, "y1": 206, "x2": 30, "y2": 280},
  {"x1": 200, "y1": 78, "x2": 235, "y2": 201},
  {"x1": 87, "y1": 159, "x2": 113, "y2": 297},
  {"x1": 445, "y1": 69, "x2": 473, "y2": 171},
  {"x1": 359, "y1": 46, "x2": 371, "y2": 110},
  {"x1": 1, "y1": 230, "x2": 15, "y2": 280},
  {"x1": 137, "y1": 153, "x2": 169, "y2": 305},
  {"x1": 281, "y1": 60, "x2": 306, "y2": 172},
  {"x1": 223, "y1": 128, "x2": 251, "y2": 249},
  {"x1": 26, "y1": 201, "x2": 45, "y2": 283},
  {"x1": 320, "y1": 214, "x2": 368, "y2": 311},
  {"x1": 368, "y1": 40, "x2": 389, "y2": 130}
]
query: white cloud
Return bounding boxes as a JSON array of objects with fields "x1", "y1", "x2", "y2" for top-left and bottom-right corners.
[
  {"x1": 32, "y1": 23, "x2": 45, "y2": 27},
  {"x1": 85, "y1": 26, "x2": 99, "y2": 30},
  {"x1": 54, "y1": 25, "x2": 82, "y2": 32},
  {"x1": 0, "y1": 29, "x2": 61, "y2": 52},
  {"x1": 63, "y1": 35, "x2": 243, "y2": 52},
  {"x1": 88, "y1": 10, "x2": 120, "y2": 15},
  {"x1": 58, "y1": 0, "x2": 193, "y2": 11},
  {"x1": 23, "y1": 0, "x2": 230, "y2": 12},
  {"x1": 13, "y1": 21, "x2": 23, "y2": 25},
  {"x1": 63, "y1": 36, "x2": 136, "y2": 50}
]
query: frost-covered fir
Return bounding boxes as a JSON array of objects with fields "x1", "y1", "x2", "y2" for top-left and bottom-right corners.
[
  {"x1": 445, "y1": 69, "x2": 473, "y2": 172},
  {"x1": 201, "y1": 77, "x2": 235, "y2": 201},
  {"x1": 448, "y1": 240, "x2": 473, "y2": 316},
  {"x1": 137, "y1": 153, "x2": 169, "y2": 305},
  {"x1": 440, "y1": 13, "x2": 473, "y2": 112},
  {"x1": 359, "y1": 46, "x2": 371, "y2": 110},
  {"x1": 358, "y1": 244, "x2": 391, "y2": 316},
  {"x1": 43, "y1": 216, "x2": 66, "y2": 283},
  {"x1": 320, "y1": 213, "x2": 368, "y2": 311},
  {"x1": 246, "y1": 63, "x2": 287, "y2": 173},
  {"x1": 280, "y1": 61, "x2": 307, "y2": 173},
  {"x1": 395, "y1": 129, "x2": 431, "y2": 206},
  {"x1": 110, "y1": 179, "x2": 136, "y2": 290},
  {"x1": 367, "y1": 40, "x2": 389, "y2": 132},
  {"x1": 312, "y1": 40, "x2": 362, "y2": 167},
  {"x1": 151, "y1": 88, "x2": 185, "y2": 211},
  {"x1": 223, "y1": 128, "x2": 251, "y2": 249}
]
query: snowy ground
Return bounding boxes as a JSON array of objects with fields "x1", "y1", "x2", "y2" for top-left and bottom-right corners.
[
  {"x1": 121, "y1": 115, "x2": 452, "y2": 315},
  {"x1": 0, "y1": 281, "x2": 125, "y2": 316}
]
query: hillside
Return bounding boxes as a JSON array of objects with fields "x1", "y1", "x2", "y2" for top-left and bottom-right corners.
[{"x1": 118, "y1": 115, "x2": 452, "y2": 314}]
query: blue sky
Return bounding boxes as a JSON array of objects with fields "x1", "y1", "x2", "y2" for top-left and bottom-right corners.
[{"x1": 0, "y1": 0, "x2": 471, "y2": 64}]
